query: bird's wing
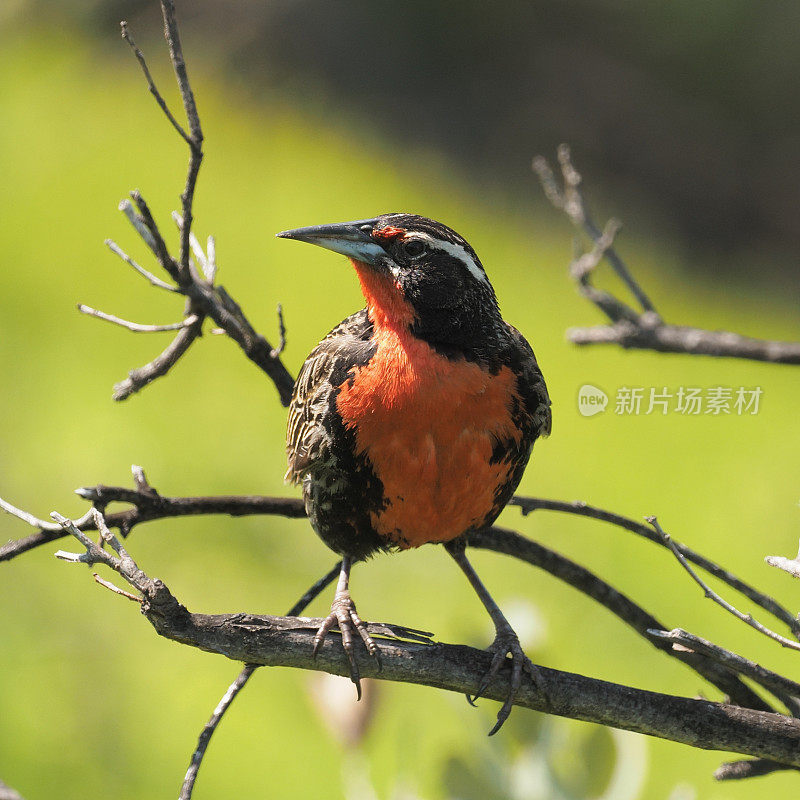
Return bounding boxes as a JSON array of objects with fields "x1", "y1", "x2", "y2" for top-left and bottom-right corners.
[
  {"x1": 504, "y1": 322, "x2": 552, "y2": 440},
  {"x1": 285, "y1": 309, "x2": 375, "y2": 484}
]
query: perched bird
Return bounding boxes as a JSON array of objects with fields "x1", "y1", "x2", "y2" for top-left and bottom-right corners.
[{"x1": 277, "y1": 213, "x2": 551, "y2": 733}]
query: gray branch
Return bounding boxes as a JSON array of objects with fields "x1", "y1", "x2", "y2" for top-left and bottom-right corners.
[
  {"x1": 533, "y1": 145, "x2": 800, "y2": 364},
  {"x1": 50, "y1": 514, "x2": 800, "y2": 770},
  {"x1": 80, "y1": 2, "x2": 295, "y2": 405}
]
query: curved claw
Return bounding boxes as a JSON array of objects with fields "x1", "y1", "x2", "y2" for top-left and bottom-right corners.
[
  {"x1": 312, "y1": 591, "x2": 381, "y2": 699},
  {"x1": 472, "y1": 627, "x2": 539, "y2": 736}
]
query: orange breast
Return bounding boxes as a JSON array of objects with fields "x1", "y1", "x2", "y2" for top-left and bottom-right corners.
[{"x1": 336, "y1": 326, "x2": 521, "y2": 548}]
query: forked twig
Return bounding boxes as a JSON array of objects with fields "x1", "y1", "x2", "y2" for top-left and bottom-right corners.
[
  {"x1": 80, "y1": 1, "x2": 295, "y2": 405},
  {"x1": 533, "y1": 146, "x2": 800, "y2": 364},
  {"x1": 651, "y1": 517, "x2": 800, "y2": 652}
]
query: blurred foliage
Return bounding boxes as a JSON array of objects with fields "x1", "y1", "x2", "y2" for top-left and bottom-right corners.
[
  {"x1": 1, "y1": 10, "x2": 800, "y2": 800},
  {"x1": 8, "y1": 0, "x2": 800, "y2": 290}
]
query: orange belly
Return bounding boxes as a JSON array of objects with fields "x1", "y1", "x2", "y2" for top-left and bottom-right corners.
[{"x1": 336, "y1": 327, "x2": 521, "y2": 548}]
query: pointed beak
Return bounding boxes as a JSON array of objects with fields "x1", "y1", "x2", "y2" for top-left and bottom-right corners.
[{"x1": 275, "y1": 218, "x2": 386, "y2": 265}]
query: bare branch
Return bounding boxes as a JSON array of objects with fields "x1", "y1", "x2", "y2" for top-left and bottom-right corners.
[
  {"x1": 128, "y1": 191, "x2": 177, "y2": 279},
  {"x1": 715, "y1": 758, "x2": 800, "y2": 781},
  {"x1": 205, "y1": 235, "x2": 216, "y2": 283},
  {"x1": 120, "y1": 20, "x2": 192, "y2": 146},
  {"x1": 78, "y1": 305, "x2": 197, "y2": 333},
  {"x1": 648, "y1": 628, "x2": 800, "y2": 715},
  {"x1": 180, "y1": 561, "x2": 340, "y2": 799},
  {"x1": 568, "y1": 321, "x2": 800, "y2": 364},
  {"x1": 533, "y1": 145, "x2": 656, "y2": 314},
  {"x1": 652, "y1": 517, "x2": 800, "y2": 652},
  {"x1": 113, "y1": 315, "x2": 204, "y2": 401},
  {"x1": 271, "y1": 303, "x2": 287, "y2": 358},
  {"x1": 180, "y1": 664, "x2": 256, "y2": 800},
  {"x1": 156, "y1": 0, "x2": 203, "y2": 276},
  {"x1": 534, "y1": 146, "x2": 800, "y2": 364},
  {"x1": 104, "y1": 238, "x2": 176, "y2": 292},
  {"x1": 93, "y1": 572, "x2": 143, "y2": 603},
  {"x1": 50, "y1": 522, "x2": 800, "y2": 768},
  {"x1": 766, "y1": 541, "x2": 800, "y2": 580},
  {"x1": 510, "y1": 497, "x2": 800, "y2": 639}
]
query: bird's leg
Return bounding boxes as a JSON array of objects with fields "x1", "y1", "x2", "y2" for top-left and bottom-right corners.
[
  {"x1": 312, "y1": 554, "x2": 381, "y2": 699},
  {"x1": 445, "y1": 540, "x2": 539, "y2": 735}
]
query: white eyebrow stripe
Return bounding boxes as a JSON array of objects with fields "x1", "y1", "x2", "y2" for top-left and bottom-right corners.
[{"x1": 406, "y1": 232, "x2": 489, "y2": 284}]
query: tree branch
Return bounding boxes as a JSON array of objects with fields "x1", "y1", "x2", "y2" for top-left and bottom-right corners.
[
  {"x1": 179, "y1": 560, "x2": 340, "y2": 799},
  {"x1": 49, "y1": 513, "x2": 800, "y2": 769},
  {"x1": 469, "y1": 527, "x2": 773, "y2": 713},
  {"x1": 533, "y1": 145, "x2": 800, "y2": 364},
  {"x1": 648, "y1": 628, "x2": 800, "y2": 716},
  {"x1": 652, "y1": 517, "x2": 800, "y2": 652},
  {"x1": 715, "y1": 758, "x2": 800, "y2": 781},
  {"x1": 79, "y1": 2, "x2": 295, "y2": 405},
  {"x1": 510, "y1": 497, "x2": 800, "y2": 639}
]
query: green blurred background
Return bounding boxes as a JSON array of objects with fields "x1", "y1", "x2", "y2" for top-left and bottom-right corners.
[{"x1": 1, "y1": 2, "x2": 799, "y2": 799}]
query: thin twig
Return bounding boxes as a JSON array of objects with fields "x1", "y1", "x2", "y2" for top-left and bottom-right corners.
[
  {"x1": 179, "y1": 664, "x2": 256, "y2": 800},
  {"x1": 120, "y1": 20, "x2": 192, "y2": 146},
  {"x1": 113, "y1": 315, "x2": 204, "y2": 401},
  {"x1": 205, "y1": 236, "x2": 216, "y2": 283},
  {"x1": 128, "y1": 191, "x2": 177, "y2": 279},
  {"x1": 271, "y1": 304, "x2": 286, "y2": 358},
  {"x1": 533, "y1": 145, "x2": 656, "y2": 313},
  {"x1": 651, "y1": 517, "x2": 800, "y2": 652},
  {"x1": 104, "y1": 239, "x2": 176, "y2": 292},
  {"x1": 159, "y1": 0, "x2": 203, "y2": 275},
  {"x1": 118, "y1": 199, "x2": 157, "y2": 251},
  {"x1": 766, "y1": 541, "x2": 800, "y2": 580},
  {"x1": 78, "y1": 305, "x2": 197, "y2": 333},
  {"x1": 93, "y1": 572, "x2": 143, "y2": 603},
  {"x1": 510, "y1": 497, "x2": 800, "y2": 639}
]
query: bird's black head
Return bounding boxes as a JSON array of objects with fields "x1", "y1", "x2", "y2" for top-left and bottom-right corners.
[{"x1": 277, "y1": 213, "x2": 503, "y2": 357}]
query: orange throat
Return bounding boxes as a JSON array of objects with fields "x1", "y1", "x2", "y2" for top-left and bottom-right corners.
[{"x1": 337, "y1": 261, "x2": 522, "y2": 548}]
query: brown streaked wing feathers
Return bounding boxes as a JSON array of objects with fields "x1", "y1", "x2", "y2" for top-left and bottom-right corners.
[{"x1": 285, "y1": 310, "x2": 374, "y2": 484}]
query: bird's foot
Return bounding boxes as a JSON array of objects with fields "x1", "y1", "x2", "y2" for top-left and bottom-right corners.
[
  {"x1": 312, "y1": 589, "x2": 381, "y2": 700},
  {"x1": 472, "y1": 624, "x2": 540, "y2": 736}
]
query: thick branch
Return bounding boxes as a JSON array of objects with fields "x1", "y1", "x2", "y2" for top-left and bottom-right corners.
[{"x1": 52, "y1": 518, "x2": 800, "y2": 769}]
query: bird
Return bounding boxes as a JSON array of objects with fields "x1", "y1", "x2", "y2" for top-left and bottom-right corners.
[{"x1": 277, "y1": 213, "x2": 551, "y2": 734}]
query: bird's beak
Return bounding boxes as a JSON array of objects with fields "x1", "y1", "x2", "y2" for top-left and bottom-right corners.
[{"x1": 276, "y1": 218, "x2": 385, "y2": 265}]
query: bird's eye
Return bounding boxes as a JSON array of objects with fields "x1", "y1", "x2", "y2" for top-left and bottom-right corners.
[{"x1": 402, "y1": 239, "x2": 426, "y2": 258}]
